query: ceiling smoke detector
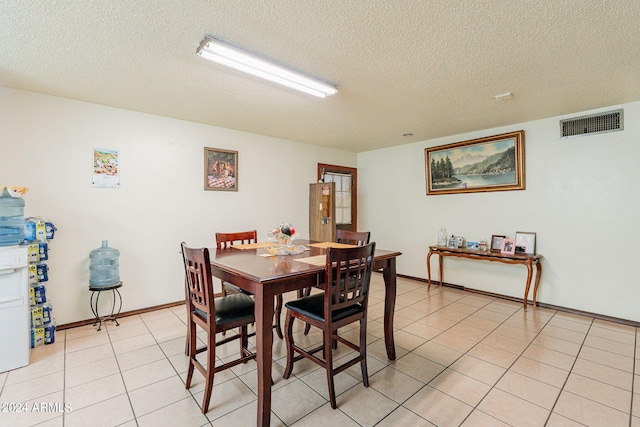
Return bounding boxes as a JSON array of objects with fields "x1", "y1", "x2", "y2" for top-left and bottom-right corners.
[{"x1": 494, "y1": 92, "x2": 514, "y2": 101}]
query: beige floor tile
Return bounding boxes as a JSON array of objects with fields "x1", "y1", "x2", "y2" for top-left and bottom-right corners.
[
  {"x1": 128, "y1": 376, "x2": 192, "y2": 417},
  {"x1": 553, "y1": 390, "x2": 629, "y2": 427},
  {"x1": 545, "y1": 412, "x2": 587, "y2": 426},
  {"x1": 578, "y1": 345, "x2": 634, "y2": 372},
  {"x1": 63, "y1": 343, "x2": 114, "y2": 368},
  {"x1": 136, "y1": 396, "x2": 209, "y2": 427},
  {"x1": 392, "y1": 352, "x2": 446, "y2": 383},
  {"x1": 521, "y1": 344, "x2": 576, "y2": 371},
  {"x1": 116, "y1": 344, "x2": 166, "y2": 371},
  {"x1": 5, "y1": 352, "x2": 64, "y2": 386},
  {"x1": 495, "y1": 370, "x2": 560, "y2": 409},
  {"x1": 591, "y1": 318, "x2": 636, "y2": 335},
  {"x1": 338, "y1": 384, "x2": 399, "y2": 426},
  {"x1": 418, "y1": 313, "x2": 460, "y2": 330},
  {"x1": 113, "y1": 332, "x2": 158, "y2": 354},
  {"x1": 0, "y1": 370, "x2": 64, "y2": 403},
  {"x1": 481, "y1": 332, "x2": 529, "y2": 354},
  {"x1": 540, "y1": 324, "x2": 587, "y2": 344},
  {"x1": 510, "y1": 356, "x2": 570, "y2": 388},
  {"x1": 375, "y1": 406, "x2": 435, "y2": 427},
  {"x1": 65, "y1": 373, "x2": 126, "y2": 411},
  {"x1": 64, "y1": 330, "x2": 110, "y2": 353},
  {"x1": 571, "y1": 358, "x2": 633, "y2": 390},
  {"x1": 531, "y1": 334, "x2": 581, "y2": 356},
  {"x1": 413, "y1": 341, "x2": 463, "y2": 366},
  {"x1": 493, "y1": 323, "x2": 539, "y2": 343},
  {"x1": 121, "y1": 358, "x2": 177, "y2": 391},
  {"x1": 431, "y1": 331, "x2": 477, "y2": 353},
  {"x1": 393, "y1": 329, "x2": 429, "y2": 351},
  {"x1": 585, "y1": 334, "x2": 635, "y2": 357},
  {"x1": 64, "y1": 394, "x2": 134, "y2": 427},
  {"x1": 563, "y1": 373, "x2": 631, "y2": 412},
  {"x1": 404, "y1": 385, "x2": 473, "y2": 427},
  {"x1": 472, "y1": 309, "x2": 511, "y2": 323},
  {"x1": 65, "y1": 356, "x2": 120, "y2": 389},
  {"x1": 369, "y1": 365, "x2": 425, "y2": 403},
  {"x1": 446, "y1": 301, "x2": 480, "y2": 315},
  {"x1": 0, "y1": 390, "x2": 64, "y2": 427},
  {"x1": 292, "y1": 402, "x2": 362, "y2": 426},
  {"x1": 589, "y1": 325, "x2": 636, "y2": 345},
  {"x1": 106, "y1": 322, "x2": 150, "y2": 342},
  {"x1": 449, "y1": 355, "x2": 506, "y2": 386},
  {"x1": 430, "y1": 368, "x2": 491, "y2": 406},
  {"x1": 459, "y1": 315, "x2": 501, "y2": 332},
  {"x1": 477, "y1": 388, "x2": 549, "y2": 427},
  {"x1": 448, "y1": 323, "x2": 491, "y2": 341},
  {"x1": 466, "y1": 342, "x2": 519, "y2": 369},
  {"x1": 212, "y1": 400, "x2": 286, "y2": 427},
  {"x1": 401, "y1": 322, "x2": 443, "y2": 340},
  {"x1": 270, "y1": 378, "x2": 327, "y2": 425},
  {"x1": 546, "y1": 316, "x2": 591, "y2": 334},
  {"x1": 395, "y1": 305, "x2": 429, "y2": 321},
  {"x1": 461, "y1": 409, "x2": 511, "y2": 426}
]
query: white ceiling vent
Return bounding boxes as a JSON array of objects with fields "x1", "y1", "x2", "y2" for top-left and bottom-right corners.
[{"x1": 560, "y1": 109, "x2": 623, "y2": 139}]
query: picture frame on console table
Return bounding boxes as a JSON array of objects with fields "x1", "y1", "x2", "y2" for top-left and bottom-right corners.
[
  {"x1": 501, "y1": 238, "x2": 516, "y2": 255},
  {"x1": 515, "y1": 231, "x2": 536, "y2": 254},
  {"x1": 491, "y1": 235, "x2": 505, "y2": 252}
]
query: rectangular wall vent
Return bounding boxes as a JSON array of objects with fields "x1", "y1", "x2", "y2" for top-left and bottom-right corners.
[{"x1": 560, "y1": 109, "x2": 623, "y2": 139}]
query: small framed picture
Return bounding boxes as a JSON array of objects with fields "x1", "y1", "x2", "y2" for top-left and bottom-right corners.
[
  {"x1": 491, "y1": 235, "x2": 505, "y2": 252},
  {"x1": 467, "y1": 241, "x2": 479, "y2": 250},
  {"x1": 456, "y1": 236, "x2": 464, "y2": 248},
  {"x1": 447, "y1": 236, "x2": 457, "y2": 248},
  {"x1": 501, "y1": 238, "x2": 516, "y2": 255},
  {"x1": 515, "y1": 231, "x2": 536, "y2": 254},
  {"x1": 204, "y1": 147, "x2": 238, "y2": 191}
]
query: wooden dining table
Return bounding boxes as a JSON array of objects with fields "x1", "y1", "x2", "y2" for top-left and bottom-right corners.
[{"x1": 208, "y1": 240, "x2": 402, "y2": 427}]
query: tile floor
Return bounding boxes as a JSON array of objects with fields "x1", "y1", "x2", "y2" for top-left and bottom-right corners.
[{"x1": 1, "y1": 274, "x2": 639, "y2": 426}]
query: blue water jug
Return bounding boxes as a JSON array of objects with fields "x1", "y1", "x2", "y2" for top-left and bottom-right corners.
[
  {"x1": 89, "y1": 240, "x2": 120, "y2": 288},
  {"x1": 0, "y1": 188, "x2": 25, "y2": 246}
]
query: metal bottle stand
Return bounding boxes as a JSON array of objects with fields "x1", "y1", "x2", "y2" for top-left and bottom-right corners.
[{"x1": 89, "y1": 281, "x2": 123, "y2": 331}]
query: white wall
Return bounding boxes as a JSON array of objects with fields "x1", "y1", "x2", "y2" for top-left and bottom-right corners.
[
  {"x1": 0, "y1": 87, "x2": 356, "y2": 325},
  {"x1": 358, "y1": 101, "x2": 640, "y2": 322}
]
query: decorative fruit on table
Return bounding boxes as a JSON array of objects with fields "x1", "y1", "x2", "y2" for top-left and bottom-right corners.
[{"x1": 268, "y1": 222, "x2": 297, "y2": 245}]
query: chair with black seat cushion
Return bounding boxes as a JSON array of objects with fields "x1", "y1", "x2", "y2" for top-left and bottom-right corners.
[
  {"x1": 181, "y1": 242, "x2": 256, "y2": 414},
  {"x1": 335, "y1": 229, "x2": 370, "y2": 246},
  {"x1": 216, "y1": 230, "x2": 284, "y2": 339},
  {"x1": 282, "y1": 242, "x2": 376, "y2": 409}
]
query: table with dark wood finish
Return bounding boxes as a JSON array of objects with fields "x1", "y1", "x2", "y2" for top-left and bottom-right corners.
[
  {"x1": 208, "y1": 240, "x2": 402, "y2": 427},
  {"x1": 426, "y1": 245, "x2": 542, "y2": 310}
]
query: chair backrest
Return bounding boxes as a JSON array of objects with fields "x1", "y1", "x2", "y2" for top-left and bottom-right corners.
[
  {"x1": 181, "y1": 242, "x2": 215, "y2": 323},
  {"x1": 335, "y1": 229, "x2": 370, "y2": 246},
  {"x1": 324, "y1": 242, "x2": 376, "y2": 317},
  {"x1": 215, "y1": 230, "x2": 258, "y2": 249}
]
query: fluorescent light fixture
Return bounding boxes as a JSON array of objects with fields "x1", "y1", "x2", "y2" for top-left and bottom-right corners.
[{"x1": 196, "y1": 36, "x2": 338, "y2": 98}]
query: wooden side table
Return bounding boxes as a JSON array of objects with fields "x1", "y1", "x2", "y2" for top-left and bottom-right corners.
[
  {"x1": 89, "y1": 281, "x2": 123, "y2": 331},
  {"x1": 426, "y1": 246, "x2": 542, "y2": 310}
]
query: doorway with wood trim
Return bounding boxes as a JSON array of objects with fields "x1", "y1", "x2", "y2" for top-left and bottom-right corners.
[{"x1": 317, "y1": 163, "x2": 358, "y2": 232}]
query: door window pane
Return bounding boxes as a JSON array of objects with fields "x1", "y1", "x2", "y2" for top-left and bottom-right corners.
[{"x1": 324, "y1": 172, "x2": 352, "y2": 225}]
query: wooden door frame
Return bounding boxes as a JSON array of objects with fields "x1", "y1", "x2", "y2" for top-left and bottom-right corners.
[{"x1": 317, "y1": 163, "x2": 358, "y2": 231}]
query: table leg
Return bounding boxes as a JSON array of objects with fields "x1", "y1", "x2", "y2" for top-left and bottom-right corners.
[
  {"x1": 532, "y1": 261, "x2": 542, "y2": 307},
  {"x1": 426, "y1": 250, "x2": 433, "y2": 290},
  {"x1": 523, "y1": 259, "x2": 534, "y2": 311},
  {"x1": 382, "y1": 258, "x2": 397, "y2": 360},
  {"x1": 438, "y1": 254, "x2": 443, "y2": 287},
  {"x1": 255, "y1": 288, "x2": 274, "y2": 427}
]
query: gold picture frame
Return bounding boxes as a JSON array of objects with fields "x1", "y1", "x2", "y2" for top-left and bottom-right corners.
[
  {"x1": 425, "y1": 130, "x2": 525, "y2": 195},
  {"x1": 204, "y1": 147, "x2": 238, "y2": 191}
]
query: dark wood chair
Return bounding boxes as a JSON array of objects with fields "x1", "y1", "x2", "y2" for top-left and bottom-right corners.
[
  {"x1": 282, "y1": 242, "x2": 376, "y2": 409},
  {"x1": 181, "y1": 242, "x2": 256, "y2": 414},
  {"x1": 336, "y1": 229, "x2": 371, "y2": 246},
  {"x1": 215, "y1": 230, "x2": 284, "y2": 339}
]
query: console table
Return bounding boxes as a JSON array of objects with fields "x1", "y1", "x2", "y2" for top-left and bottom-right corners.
[{"x1": 426, "y1": 246, "x2": 542, "y2": 310}]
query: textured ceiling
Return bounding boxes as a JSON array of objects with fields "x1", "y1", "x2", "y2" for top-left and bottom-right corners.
[{"x1": 1, "y1": 1, "x2": 639, "y2": 152}]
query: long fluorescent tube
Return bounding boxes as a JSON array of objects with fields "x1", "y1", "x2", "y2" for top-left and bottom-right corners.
[{"x1": 196, "y1": 36, "x2": 338, "y2": 98}]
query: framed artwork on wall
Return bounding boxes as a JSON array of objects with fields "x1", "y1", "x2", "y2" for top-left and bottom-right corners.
[
  {"x1": 424, "y1": 130, "x2": 525, "y2": 195},
  {"x1": 204, "y1": 147, "x2": 238, "y2": 191}
]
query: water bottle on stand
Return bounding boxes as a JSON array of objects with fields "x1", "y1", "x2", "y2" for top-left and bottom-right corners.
[{"x1": 89, "y1": 240, "x2": 120, "y2": 288}]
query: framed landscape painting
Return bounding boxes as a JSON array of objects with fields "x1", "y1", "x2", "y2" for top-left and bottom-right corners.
[
  {"x1": 425, "y1": 131, "x2": 525, "y2": 195},
  {"x1": 204, "y1": 147, "x2": 238, "y2": 191}
]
